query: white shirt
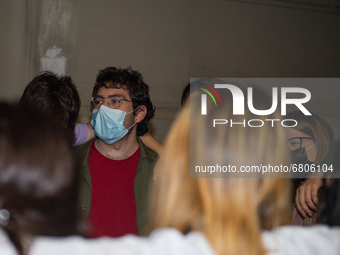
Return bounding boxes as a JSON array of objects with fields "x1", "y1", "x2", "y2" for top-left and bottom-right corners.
[
  {"x1": 262, "y1": 225, "x2": 340, "y2": 255},
  {"x1": 1, "y1": 225, "x2": 340, "y2": 255},
  {"x1": 1, "y1": 228, "x2": 215, "y2": 255}
]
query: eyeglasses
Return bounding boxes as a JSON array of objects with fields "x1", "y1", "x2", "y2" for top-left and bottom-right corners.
[
  {"x1": 286, "y1": 137, "x2": 315, "y2": 151},
  {"x1": 90, "y1": 96, "x2": 132, "y2": 110}
]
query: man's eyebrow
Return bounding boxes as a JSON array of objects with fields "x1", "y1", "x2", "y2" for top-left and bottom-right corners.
[{"x1": 95, "y1": 93, "x2": 125, "y2": 98}]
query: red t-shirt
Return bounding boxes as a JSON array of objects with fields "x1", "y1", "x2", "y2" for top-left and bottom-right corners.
[{"x1": 87, "y1": 141, "x2": 140, "y2": 237}]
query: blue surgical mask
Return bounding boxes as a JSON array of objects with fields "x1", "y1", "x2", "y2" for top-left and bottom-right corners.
[{"x1": 91, "y1": 105, "x2": 138, "y2": 144}]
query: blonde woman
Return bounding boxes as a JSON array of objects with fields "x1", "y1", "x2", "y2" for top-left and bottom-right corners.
[{"x1": 149, "y1": 88, "x2": 293, "y2": 254}]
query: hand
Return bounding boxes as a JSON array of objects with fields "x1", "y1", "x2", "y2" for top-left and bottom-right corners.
[{"x1": 295, "y1": 177, "x2": 323, "y2": 217}]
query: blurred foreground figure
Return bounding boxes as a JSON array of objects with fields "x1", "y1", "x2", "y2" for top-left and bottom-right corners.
[
  {"x1": 0, "y1": 102, "x2": 81, "y2": 255},
  {"x1": 1, "y1": 87, "x2": 340, "y2": 254}
]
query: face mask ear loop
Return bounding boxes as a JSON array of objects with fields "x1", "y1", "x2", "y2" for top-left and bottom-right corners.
[
  {"x1": 306, "y1": 142, "x2": 317, "y2": 150},
  {"x1": 127, "y1": 121, "x2": 137, "y2": 130},
  {"x1": 126, "y1": 106, "x2": 140, "y2": 130},
  {"x1": 126, "y1": 106, "x2": 140, "y2": 115}
]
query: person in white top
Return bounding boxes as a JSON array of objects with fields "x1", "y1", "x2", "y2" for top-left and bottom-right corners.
[{"x1": 1, "y1": 87, "x2": 340, "y2": 255}]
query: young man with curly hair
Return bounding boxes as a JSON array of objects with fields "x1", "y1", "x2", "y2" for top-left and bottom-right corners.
[{"x1": 76, "y1": 67, "x2": 158, "y2": 238}]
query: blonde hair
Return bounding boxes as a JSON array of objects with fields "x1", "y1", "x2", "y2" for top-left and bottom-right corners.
[{"x1": 149, "y1": 88, "x2": 292, "y2": 255}]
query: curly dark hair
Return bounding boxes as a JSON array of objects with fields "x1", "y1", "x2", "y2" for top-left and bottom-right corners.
[
  {"x1": 20, "y1": 72, "x2": 81, "y2": 138},
  {"x1": 92, "y1": 67, "x2": 155, "y2": 136}
]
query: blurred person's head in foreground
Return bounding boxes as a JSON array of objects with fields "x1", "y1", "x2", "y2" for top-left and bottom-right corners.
[
  {"x1": 20, "y1": 72, "x2": 81, "y2": 143},
  {"x1": 0, "y1": 102, "x2": 81, "y2": 255},
  {"x1": 149, "y1": 87, "x2": 292, "y2": 255}
]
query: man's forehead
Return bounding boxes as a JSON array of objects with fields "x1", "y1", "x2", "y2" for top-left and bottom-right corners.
[
  {"x1": 105, "y1": 82, "x2": 128, "y2": 91},
  {"x1": 97, "y1": 86, "x2": 131, "y2": 99}
]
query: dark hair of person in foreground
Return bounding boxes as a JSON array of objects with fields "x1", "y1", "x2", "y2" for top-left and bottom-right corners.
[{"x1": 0, "y1": 102, "x2": 81, "y2": 255}]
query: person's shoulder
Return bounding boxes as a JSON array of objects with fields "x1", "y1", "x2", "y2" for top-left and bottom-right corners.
[
  {"x1": 74, "y1": 138, "x2": 96, "y2": 167},
  {"x1": 137, "y1": 137, "x2": 159, "y2": 161},
  {"x1": 262, "y1": 225, "x2": 340, "y2": 255},
  {"x1": 75, "y1": 137, "x2": 95, "y2": 153},
  {"x1": 147, "y1": 228, "x2": 215, "y2": 255},
  {"x1": 29, "y1": 229, "x2": 215, "y2": 255}
]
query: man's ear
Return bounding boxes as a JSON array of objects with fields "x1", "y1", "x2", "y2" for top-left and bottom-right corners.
[{"x1": 135, "y1": 105, "x2": 147, "y2": 123}]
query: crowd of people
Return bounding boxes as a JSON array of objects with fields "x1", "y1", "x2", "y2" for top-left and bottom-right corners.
[{"x1": 0, "y1": 68, "x2": 339, "y2": 255}]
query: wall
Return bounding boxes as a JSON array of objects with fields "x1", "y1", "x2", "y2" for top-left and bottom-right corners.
[
  {"x1": 0, "y1": 0, "x2": 339, "y2": 142},
  {"x1": 0, "y1": 0, "x2": 27, "y2": 101},
  {"x1": 188, "y1": 0, "x2": 340, "y2": 77}
]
